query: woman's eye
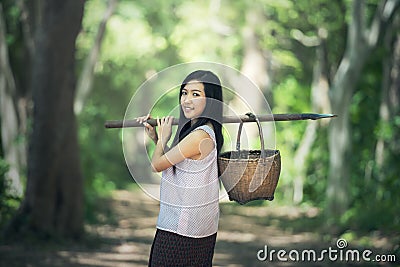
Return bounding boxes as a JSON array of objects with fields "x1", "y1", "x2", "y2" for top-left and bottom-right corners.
[
  {"x1": 193, "y1": 93, "x2": 200, "y2": 96},
  {"x1": 182, "y1": 91, "x2": 187, "y2": 95}
]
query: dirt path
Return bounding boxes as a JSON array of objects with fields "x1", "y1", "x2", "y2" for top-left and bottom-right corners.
[{"x1": 0, "y1": 189, "x2": 398, "y2": 266}]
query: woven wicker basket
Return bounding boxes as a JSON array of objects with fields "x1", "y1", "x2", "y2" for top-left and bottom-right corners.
[{"x1": 218, "y1": 113, "x2": 281, "y2": 204}]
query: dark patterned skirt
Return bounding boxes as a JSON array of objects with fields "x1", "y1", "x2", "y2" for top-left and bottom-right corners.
[{"x1": 148, "y1": 229, "x2": 217, "y2": 267}]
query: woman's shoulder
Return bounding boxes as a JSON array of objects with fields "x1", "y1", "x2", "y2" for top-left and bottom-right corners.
[
  {"x1": 194, "y1": 123, "x2": 215, "y2": 136},
  {"x1": 194, "y1": 123, "x2": 214, "y2": 132},
  {"x1": 189, "y1": 126, "x2": 212, "y2": 139},
  {"x1": 190, "y1": 123, "x2": 215, "y2": 144}
]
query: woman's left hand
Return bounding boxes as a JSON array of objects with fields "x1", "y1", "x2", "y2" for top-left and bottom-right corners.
[{"x1": 157, "y1": 116, "x2": 173, "y2": 145}]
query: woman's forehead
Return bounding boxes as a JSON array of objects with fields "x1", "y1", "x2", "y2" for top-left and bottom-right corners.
[{"x1": 183, "y1": 80, "x2": 205, "y2": 91}]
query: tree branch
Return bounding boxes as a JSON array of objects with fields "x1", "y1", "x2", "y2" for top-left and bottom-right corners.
[
  {"x1": 367, "y1": 0, "x2": 400, "y2": 49},
  {"x1": 291, "y1": 29, "x2": 321, "y2": 47},
  {"x1": 74, "y1": 0, "x2": 117, "y2": 115},
  {"x1": 16, "y1": 0, "x2": 35, "y2": 55},
  {"x1": 348, "y1": 0, "x2": 366, "y2": 53}
]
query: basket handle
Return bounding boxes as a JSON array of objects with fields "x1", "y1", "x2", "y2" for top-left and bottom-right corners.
[{"x1": 236, "y1": 112, "x2": 266, "y2": 158}]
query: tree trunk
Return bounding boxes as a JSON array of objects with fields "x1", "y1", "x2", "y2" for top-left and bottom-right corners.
[
  {"x1": 228, "y1": 6, "x2": 272, "y2": 151},
  {"x1": 293, "y1": 29, "x2": 330, "y2": 204},
  {"x1": 327, "y1": 0, "x2": 400, "y2": 220},
  {"x1": 0, "y1": 4, "x2": 24, "y2": 196},
  {"x1": 10, "y1": 0, "x2": 85, "y2": 238},
  {"x1": 327, "y1": 7, "x2": 368, "y2": 218},
  {"x1": 74, "y1": 0, "x2": 117, "y2": 115},
  {"x1": 293, "y1": 121, "x2": 317, "y2": 204},
  {"x1": 375, "y1": 25, "x2": 400, "y2": 170}
]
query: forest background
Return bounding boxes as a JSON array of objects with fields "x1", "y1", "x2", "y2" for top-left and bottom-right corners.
[{"x1": 0, "y1": 0, "x2": 399, "y2": 264}]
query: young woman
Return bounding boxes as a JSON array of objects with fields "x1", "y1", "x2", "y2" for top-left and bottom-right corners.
[{"x1": 137, "y1": 70, "x2": 224, "y2": 266}]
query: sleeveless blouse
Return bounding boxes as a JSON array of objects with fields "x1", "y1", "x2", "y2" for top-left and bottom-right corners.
[{"x1": 156, "y1": 125, "x2": 220, "y2": 238}]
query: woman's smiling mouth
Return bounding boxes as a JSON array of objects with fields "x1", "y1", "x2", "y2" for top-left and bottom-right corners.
[{"x1": 183, "y1": 106, "x2": 194, "y2": 111}]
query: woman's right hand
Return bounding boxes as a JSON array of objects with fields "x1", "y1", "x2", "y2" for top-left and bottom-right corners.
[{"x1": 136, "y1": 114, "x2": 158, "y2": 144}]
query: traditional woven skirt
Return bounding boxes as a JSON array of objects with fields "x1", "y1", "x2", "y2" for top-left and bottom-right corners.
[{"x1": 148, "y1": 229, "x2": 217, "y2": 267}]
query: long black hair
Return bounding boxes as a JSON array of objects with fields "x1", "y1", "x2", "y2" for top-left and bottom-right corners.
[{"x1": 171, "y1": 70, "x2": 224, "y2": 158}]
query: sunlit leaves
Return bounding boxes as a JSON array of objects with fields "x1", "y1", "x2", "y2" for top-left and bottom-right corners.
[
  {"x1": 169, "y1": 0, "x2": 240, "y2": 65},
  {"x1": 102, "y1": 16, "x2": 167, "y2": 62},
  {"x1": 272, "y1": 50, "x2": 302, "y2": 69},
  {"x1": 274, "y1": 76, "x2": 310, "y2": 113}
]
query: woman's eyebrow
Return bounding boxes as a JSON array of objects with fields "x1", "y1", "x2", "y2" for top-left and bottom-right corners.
[{"x1": 182, "y1": 88, "x2": 202, "y2": 92}]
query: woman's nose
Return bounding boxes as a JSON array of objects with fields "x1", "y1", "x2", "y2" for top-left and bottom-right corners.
[{"x1": 183, "y1": 95, "x2": 192, "y2": 103}]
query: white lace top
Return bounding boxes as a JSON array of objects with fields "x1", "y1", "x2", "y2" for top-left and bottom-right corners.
[{"x1": 156, "y1": 125, "x2": 220, "y2": 238}]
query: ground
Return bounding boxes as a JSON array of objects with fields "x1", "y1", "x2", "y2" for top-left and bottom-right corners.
[{"x1": 0, "y1": 189, "x2": 398, "y2": 267}]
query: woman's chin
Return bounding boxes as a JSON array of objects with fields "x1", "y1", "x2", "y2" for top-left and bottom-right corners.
[
  {"x1": 183, "y1": 114, "x2": 200, "y2": 122},
  {"x1": 183, "y1": 111, "x2": 194, "y2": 119}
]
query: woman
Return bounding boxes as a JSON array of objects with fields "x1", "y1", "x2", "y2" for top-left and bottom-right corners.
[{"x1": 137, "y1": 70, "x2": 224, "y2": 266}]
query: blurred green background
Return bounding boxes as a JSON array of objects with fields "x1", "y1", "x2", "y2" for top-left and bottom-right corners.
[{"x1": 0, "y1": 0, "x2": 399, "y2": 265}]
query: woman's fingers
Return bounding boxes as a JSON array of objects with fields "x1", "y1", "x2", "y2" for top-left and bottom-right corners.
[
  {"x1": 158, "y1": 116, "x2": 172, "y2": 125},
  {"x1": 136, "y1": 114, "x2": 152, "y2": 124},
  {"x1": 138, "y1": 115, "x2": 173, "y2": 127},
  {"x1": 136, "y1": 114, "x2": 159, "y2": 144},
  {"x1": 136, "y1": 116, "x2": 144, "y2": 124},
  {"x1": 143, "y1": 122, "x2": 152, "y2": 129}
]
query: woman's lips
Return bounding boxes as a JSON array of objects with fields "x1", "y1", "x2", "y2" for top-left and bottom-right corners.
[{"x1": 183, "y1": 106, "x2": 194, "y2": 111}]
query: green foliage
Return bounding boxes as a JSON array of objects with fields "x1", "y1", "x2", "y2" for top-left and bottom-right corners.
[
  {"x1": 1, "y1": 0, "x2": 22, "y2": 46},
  {"x1": 341, "y1": 47, "x2": 400, "y2": 233},
  {"x1": 0, "y1": 159, "x2": 21, "y2": 230},
  {"x1": 77, "y1": 90, "x2": 131, "y2": 222},
  {"x1": 272, "y1": 77, "x2": 312, "y2": 201},
  {"x1": 273, "y1": 77, "x2": 310, "y2": 113},
  {"x1": 273, "y1": 76, "x2": 311, "y2": 154},
  {"x1": 303, "y1": 127, "x2": 330, "y2": 205}
]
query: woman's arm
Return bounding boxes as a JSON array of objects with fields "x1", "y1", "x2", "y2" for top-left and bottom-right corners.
[{"x1": 151, "y1": 129, "x2": 214, "y2": 172}]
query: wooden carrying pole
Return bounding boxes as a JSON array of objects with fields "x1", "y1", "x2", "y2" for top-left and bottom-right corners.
[{"x1": 104, "y1": 113, "x2": 337, "y2": 129}]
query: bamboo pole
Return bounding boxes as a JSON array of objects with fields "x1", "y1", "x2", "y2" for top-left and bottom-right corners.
[{"x1": 104, "y1": 113, "x2": 337, "y2": 129}]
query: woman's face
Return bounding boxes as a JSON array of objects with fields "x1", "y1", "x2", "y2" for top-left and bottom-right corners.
[{"x1": 181, "y1": 80, "x2": 207, "y2": 120}]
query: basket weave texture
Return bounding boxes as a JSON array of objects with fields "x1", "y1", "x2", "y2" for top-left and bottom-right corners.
[{"x1": 218, "y1": 113, "x2": 281, "y2": 204}]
